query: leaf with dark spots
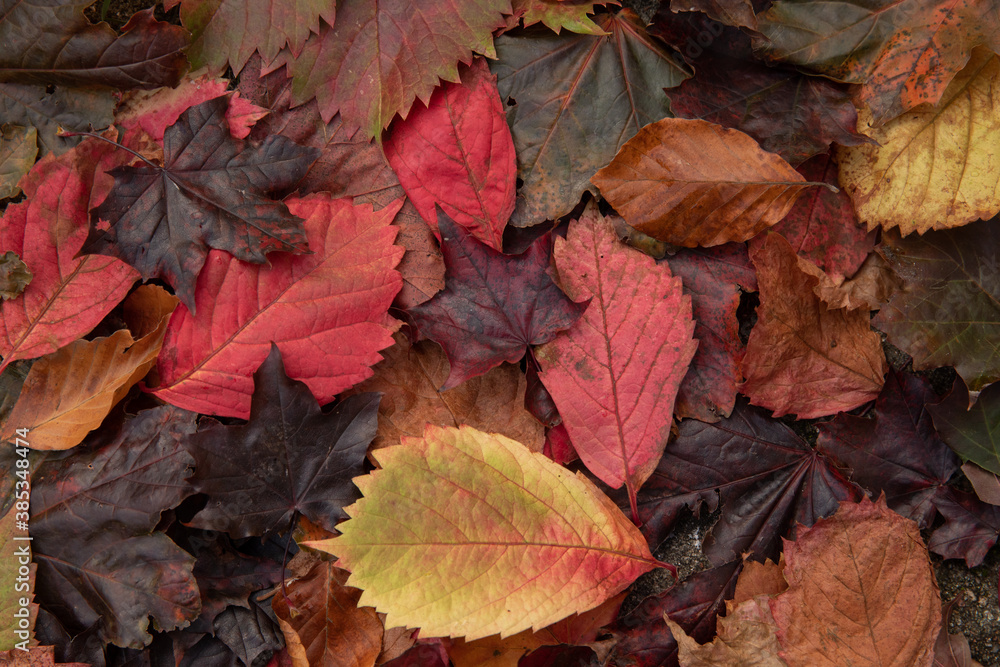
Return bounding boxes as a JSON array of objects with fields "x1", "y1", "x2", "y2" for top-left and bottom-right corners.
[
  {"x1": 85, "y1": 95, "x2": 319, "y2": 312},
  {"x1": 185, "y1": 344, "x2": 378, "y2": 538},
  {"x1": 30, "y1": 406, "x2": 201, "y2": 648},
  {"x1": 410, "y1": 213, "x2": 587, "y2": 390}
]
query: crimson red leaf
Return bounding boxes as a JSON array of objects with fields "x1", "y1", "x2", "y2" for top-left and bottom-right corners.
[
  {"x1": 85, "y1": 95, "x2": 319, "y2": 312},
  {"x1": 185, "y1": 345, "x2": 378, "y2": 538},
  {"x1": 384, "y1": 57, "x2": 516, "y2": 251},
  {"x1": 152, "y1": 194, "x2": 403, "y2": 419},
  {"x1": 0, "y1": 138, "x2": 138, "y2": 372},
  {"x1": 410, "y1": 213, "x2": 586, "y2": 390}
]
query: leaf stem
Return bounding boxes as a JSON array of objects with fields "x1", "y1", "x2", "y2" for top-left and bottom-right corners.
[{"x1": 57, "y1": 129, "x2": 161, "y2": 169}]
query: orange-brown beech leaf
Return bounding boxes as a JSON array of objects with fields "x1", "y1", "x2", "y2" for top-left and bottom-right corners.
[
  {"x1": 343, "y1": 332, "x2": 543, "y2": 452},
  {"x1": 0, "y1": 286, "x2": 176, "y2": 450},
  {"x1": 151, "y1": 194, "x2": 403, "y2": 418},
  {"x1": 666, "y1": 596, "x2": 785, "y2": 667},
  {"x1": 384, "y1": 58, "x2": 515, "y2": 251},
  {"x1": 266, "y1": 0, "x2": 510, "y2": 138},
  {"x1": 837, "y1": 50, "x2": 1000, "y2": 235},
  {"x1": 272, "y1": 559, "x2": 382, "y2": 667},
  {"x1": 752, "y1": 0, "x2": 1000, "y2": 126},
  {"x1": 769, "y1": 496, "x2": 942, "y2": 667},
  {"x1": 0, "y1": 646, "x2": 88, "y2": 666},
  {"x1": 591, "y1": 118, "x2": 815, "y2": 247},
  {"x1": 306, "y1": 424, "x2": 659, "y2": 641},
  {"x1": 0, "y1": 137, "x2": 139, "y2": 373},
  {"x1": 536, "y1": 206, "x2": 697, "y2": 521},
  {"x1": 739, "y1": 233, "x2": 886, "y2": 419}
]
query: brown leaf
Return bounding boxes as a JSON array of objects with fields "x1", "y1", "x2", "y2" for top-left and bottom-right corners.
[
  {"x1": 797, "y1": 250, "x2": 901, "y2": 312},
  {"x1": 732, "y1": 559, "x2": 786, "y2": 604},
  {"x1": 770, "y1": 496, "x2": 941, "y2": 667},
  {"x1": 591, "y1": 118, "x2": 815, "y2": 246},
  {"x1": 739, "y1": 232, "x2": 886, "y2": 418},
  {"x1": 961, "y1": 463, "x2": 1000, "y2": 507},
  {"x1": 392, "y1": 200, "x2": 446, "y2": 309},
  {"x1": 666, "y1": 596, "x2": 785, "y2": 667}
]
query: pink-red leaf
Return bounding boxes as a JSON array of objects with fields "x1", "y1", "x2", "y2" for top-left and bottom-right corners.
[
  {"x1": 151, "y1": 194, "x2": 403, "y2": 418},
  {"x1": 384, "y1": 58, "x2": 515, "y2": 251}
]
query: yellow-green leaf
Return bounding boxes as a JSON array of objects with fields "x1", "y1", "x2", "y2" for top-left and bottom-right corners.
[{"x1": 306, "y1": 424, "x2": 659, "y2": 641}]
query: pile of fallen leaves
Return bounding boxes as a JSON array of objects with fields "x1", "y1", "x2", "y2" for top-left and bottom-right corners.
[{"x1": 1, "y1": 0, "x2": 1000, "y2": 665}]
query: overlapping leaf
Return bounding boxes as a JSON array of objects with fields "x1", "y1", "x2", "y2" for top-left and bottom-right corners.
[
  {"x1": 509, "y1": 0, "x2": 610, "y2": 35},
  {"x1": 410, "y1": 214, "x2": 586, "y2": 390},
  {"x1": 267, "y1": 0, "x2": 510, "y2": 137},
  {"x1": 185, "y1": 345, "x2": 378, "y2": 538},
  {"x1": 307, "y1": 424, "x2": 659, "y2": 640},
  {"x1": 838, "y1": 50, "x2": 1000, "y2": 235},
  {"x1": 535, "y1": 207, "x2": 697, "y2": 520},
  {"x1": 86, "y1": 95, "x2": 319, "y2": 311},
  {"x1": 0, "y1": 85, "x2": 116, "y2": 157},
  {"x1": 0, "y1": 252, "x2": 30, "y2": 301},
  {"x1": 493, "y1": 9, "x2": 689, "y2": 225},
  {"x1": 0, "y1": 125, "x2": 36, "y2": 199},
  {"x1": 152, "y1": 194, "x2": 403, "y2": 418},
  {"x1": 929, "y1": 378, "x2": 1000, "y2": 476},
  {"x1": 592, "y1": 118, "x2": 813, "y2": 246}
]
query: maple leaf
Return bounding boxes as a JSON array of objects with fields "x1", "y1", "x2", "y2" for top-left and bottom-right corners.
[
  {"x1": 213, "y1": 597, "x2": 283, "y2": 666},
  {"x1": 344, "y1": 332, "x2": 544, "y2": 453},
  {"x1": 185, "y1": 345, "x2": 378, "y2": 538},
  {"x1": 592, "y1": 118, "x2": 815, "y2": 246},
  {"x1": 509, "y1": 0, "x2": 612, "y2": 35},
  {"x1": 769, "y1": 496, "x2": 941, "y2": 667},
  {"x1": 752, "y1": 0, "x2": 1000, "y2": 126},
  {"x1": 151, "y1": 194, "x2": 403, "y2": 418},
  {"x1": 493, "y1": 9, "x2": 689, "y2": 225},
  {"x1": 384, "y1": 57, "x2": 516, "y2": 251},
  {"x1": 666, "y1": 597, "x2": 785, "y2": 667},
  {"x1": 0, "y1": 125, "x2": 36, "y2": 200},
  {"x1": 30, "y1": 406, "x2": 200, "y2": 648},
  {"x1": 535, "y1": 206, "x2": 697, "y2": 521},
  {"x1": 873, "y1": 220, "x2": 1000, "y2": 392},
  {"x1": 929, "y1": 377, "x2": 1000, "y2": 476},
  {"x1": 838, "y1": 50, "x2": 1000, "y2": 235},
  {"x1": 739, "y1": 232, "x2": 886, "y2": 419},
  {"x1": 266, "y1": 0, "x2": 510, "y2": 138},
  {"x1": 0, "y1": 137, "x2": 138, "y2": 373},
  {"x1": 85, "y1": 95, "x2": 319, "y2": 312},
  {"x1": 668, "y1": 243, "x2": 757, "y2": 423},
  {"x1": 307, "y1": 424, "x2": 660, "y2": 641},
  {"x1": 410, "y1": 214, "x2": 586, "y2": 390}
]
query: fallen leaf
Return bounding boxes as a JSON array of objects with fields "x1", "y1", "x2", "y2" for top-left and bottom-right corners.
[
  {"x1": 0, "y1": 252, "x2": 31, "y2": 301},
  {"x1": 929, "y1": 377, "x2": 1000, "y2": 476},
  {"x1": 384, "y1": 57, "x2": 515, "y2": 251},
  {"x1": 0, "y1": 85, "x2": 114, "y2": 157},
  {"x1": 391, "y1": 200, "x2": 447, "y2": 309},
  {"x1": 307, "y1": 424, "x2": 659, "y2": 640},
  {"x1": 666, "y1": 596, "x2": 785, "y2": 667},
  {"x1": 670, "y1": 0, "x2": 757, "y2": 29},
  {"x1": 266, "y1": 0, "x2": 510, "y2": 137},
  {"x1": 0, "y1": 646, "x2": 88, "y2": 666},
  {"x1": 961, "y1": 462, "x2": 1000, "y2": 506},
  {"x1": 214, "y1": 597, "x2": 284, "y2": 667},
  {"x1": 732, "y1": 559, "x2": 786, "y2": 604},
  {"x1": 493, "y1": 9, "x2": 689, "y2": 225},
  {"x1": 592, "y1": 118, "x2": 813, "y2": 247},
  {"x1": 0, "y1": 137, "x2": 138, "y2": 373},
  {"x1": 85, "y1": 95, "x2": 319, "y2": 311},
  {"x1": 152, "y1": 194, "x2": 403, "y2": 418},
  {"x1": 0, "y1": 125, "x2": 37, "y2": 199},
  {"x1": 344, "y1": 333, "x2": 544, "y2": 452},
  {"x1": 873, "y1": 221, "x2": 1000, "y2": 391},
  {"x1": 185, "y1": 345, "x2": 378, "y2": 538},
  {"x1": 769, "y1": 496, "x2": 941, "y2": 667},
  {"x1": 838, "y1": 50, "x2": 1000, "y2": 235},
  {"x1": 798, "y1": 249, "x2": 901, "y2": 312},
  {"x1": 925, "y1": 491, "x2": 1000, "y2": 568},
  {"x1": 739, "y1": 232, "x2": 886, "y2": 419},
  {"x1": 410, "y1": 214, "x2": 586, "y2": 390},
  {"x1": 934, "y1": 600, "x2": 981, "y2": 667},
  {"x1": 536, "y1": 205, "x2": 697, "y2": 519},
  {"x1": 0, "y1": 505, "x2": 35, "y2": 651},
  {"x1": 510, "y1": 0, "x2": 611, "y2": 35}
]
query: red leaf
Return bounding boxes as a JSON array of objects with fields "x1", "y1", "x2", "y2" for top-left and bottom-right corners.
[
  {"x1": 152, "y1": 194, "x2": 403, "y2": 418},
  {"x1": 384, "y1": 57, "x2": 515, "y2": 251},
  {"x1": 0, "y1": 138, "x2": 138, "y2": 372},
  {"x1": 535, "y1": 206, "x2": 696, "y2": 520},
  {"x1": 410, "y1": 213, "x2": 586, "y2": 390}
]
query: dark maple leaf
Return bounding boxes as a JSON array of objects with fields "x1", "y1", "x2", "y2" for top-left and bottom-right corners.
[
  {"x1": 929, "y1": 376, "x2": 1000, "y2": 475},
  {"x1": 926, "y1": 491, "x2": 1000, "y2": 568},
  {"x1": 30, "y1": 406, "x2": 200, "y2": 648},
  {"x1": 409, "y1": 213, "x2": 587, "y2": 390},
  {"x1": 213, "y1": 597, "x2": 283, "y2": 667},
  {"x1": 84, "y1": 95, "x2": 320, "y2": 312},
  {"x1": 185, "y1": 345, "x2": 378, "y2": 538}
]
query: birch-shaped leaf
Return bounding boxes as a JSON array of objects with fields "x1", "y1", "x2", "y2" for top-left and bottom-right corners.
[
  {"x1": 535, "y1": 206, "x2": 697, "y2": 521},
  {"x1": 306, "y1": 424, "x2": 660, "y2": 641}
]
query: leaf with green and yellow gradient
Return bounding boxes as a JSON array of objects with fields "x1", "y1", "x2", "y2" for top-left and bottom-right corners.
[{"x1": 306, "y1": 424, "x2": 660, "y2": 641}]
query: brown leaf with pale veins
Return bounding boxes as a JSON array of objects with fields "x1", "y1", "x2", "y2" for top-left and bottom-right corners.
[
  {"x1": 344, "y1": 333, "x2": 543, "y2": 452},
  {"x1": 392, "y1": 199, "x2": 446, "y2": 309},
  {"x1": 739, "y1": 233, "x2": 886, "y2": 418},
  {"x1": 770, "y1": 496, "x2": 941, "y2": 667},
  {"x1": 592, "y1": 118, "x2": 815, "y2": 246},
  {"x1": 666, "y1": 596, "x2": 785, "y2": 667},
  {"x1": 272, "y1": 557, "x2": 382, "y2": 667}
]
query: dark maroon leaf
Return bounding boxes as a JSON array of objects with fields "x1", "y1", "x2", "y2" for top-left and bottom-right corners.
[
  {"x1": 85, "y1": 95, "x2": 320, "y2": 311},
  {"x1": 627, "y1": 398, "x2": 862, "y2": 562},
  {"x1": 186, "y1": 344, "x2": 378, "y2": 538},
  {"x1": 608, "y1": 560, "x2": 742, "y2": 667},
  {"x1": 410, "y1": 213, "x2": 587, "y2": 390},
  {"x1": 927, "y1": 491, "x2": 1000, "y2": 568},
  {"x1": 667, "y1": 244, "x2": 757, "y2": 423},
  {"x1": 30, "y1": 406, "x2": 201, "y2": 648},
  {"x1": 212, "y1": 597, "x2": 283, "y2": 667},
  {"x1": 519, "y1": 645, "x2": 598, "y2": 666},
  {"x1": 669, "y1": 0, "x2": 757, "y2": 30}
]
